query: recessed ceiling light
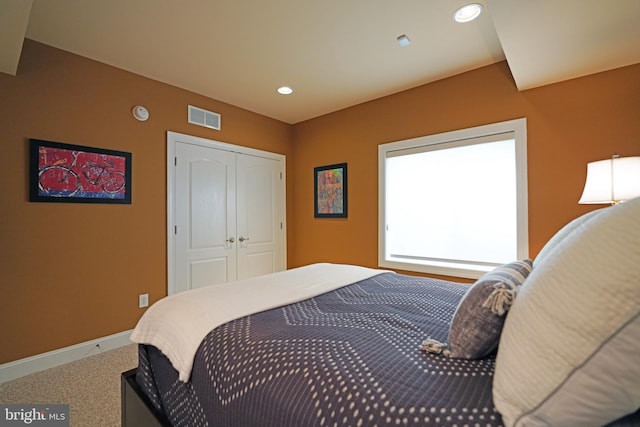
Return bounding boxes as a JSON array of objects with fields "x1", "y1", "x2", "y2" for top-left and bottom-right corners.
[
  {"x1": 277, "y1": 86, "x2": 293, "y2": 95},
  {"x1": 453, "y1": 3, "x2": 483, "y2": 23},
  {"x1": 397, "y1": 34, "x2": 411, "y2": 47}
]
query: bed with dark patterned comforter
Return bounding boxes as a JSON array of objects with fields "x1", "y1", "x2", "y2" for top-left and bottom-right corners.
[
  {"x1": 136, "y1": 270, "x2": 502, "y2": 426},
  {"x1": 129, "y1": 263, "x2": 640, "y2": 427}
]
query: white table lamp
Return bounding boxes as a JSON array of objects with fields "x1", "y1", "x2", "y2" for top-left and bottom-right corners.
[{"x1": 579, "y1": 154, "x2": 640, "y2": 205}]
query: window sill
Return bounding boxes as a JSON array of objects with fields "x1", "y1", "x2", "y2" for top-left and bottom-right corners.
[{"x1": 379, "y1": 258, "x2": 494, "y2": 280}]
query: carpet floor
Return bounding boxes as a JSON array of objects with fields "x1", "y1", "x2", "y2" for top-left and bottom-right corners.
[{"x1": 0, "y1": 344, "x2": 138, "y2": 426}]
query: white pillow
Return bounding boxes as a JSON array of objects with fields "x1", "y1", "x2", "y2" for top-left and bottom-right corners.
[
  {"x1": 493, "y1": 197, "x2": 640, "y2": 427},
  {"x1": 533, "y1": 207, "x2": 603, "y2": 267}
]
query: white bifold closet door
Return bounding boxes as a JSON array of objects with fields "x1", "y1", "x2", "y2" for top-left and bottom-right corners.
[{"x1": 169, "y1": 132, "x2": 286, "y2": 294}]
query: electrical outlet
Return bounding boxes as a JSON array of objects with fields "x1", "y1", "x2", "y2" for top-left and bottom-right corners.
[{"x1": 139, "y1": 293, "x2": 149, "y2": 308}]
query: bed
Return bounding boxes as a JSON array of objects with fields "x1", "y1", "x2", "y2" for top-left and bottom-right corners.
[{"x1": 123, "y1": 197, "x2": 640, "y2": 427}]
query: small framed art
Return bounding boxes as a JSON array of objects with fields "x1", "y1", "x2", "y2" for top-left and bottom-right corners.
[
  {"x1": 314, "y1": 162, "x2": 347, "y2": 218},
  {"x1": 29, "y1": 139, "x2": 132, "y2": 204}
]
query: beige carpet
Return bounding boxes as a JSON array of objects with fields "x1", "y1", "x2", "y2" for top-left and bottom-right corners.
[{"x1": 0, "y1": 344, "x2": 138, "y2": 426}]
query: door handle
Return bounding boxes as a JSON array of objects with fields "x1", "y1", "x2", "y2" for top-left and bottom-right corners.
[
  {"x1": 226, "y1": 237, "x2": 235, "y2": 243},
  {"x1": 238, "y1": 236, "x2": 249, "y2": 242}
]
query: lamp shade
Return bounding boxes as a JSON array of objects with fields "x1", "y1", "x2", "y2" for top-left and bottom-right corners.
[{"x1": 579, "y1": 156, "x2": 640, "y2": 204}]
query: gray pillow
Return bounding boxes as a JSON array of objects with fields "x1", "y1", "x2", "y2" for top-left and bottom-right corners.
[{"x1": 421, "y1": 259, "x2": 533, "y2": 359}]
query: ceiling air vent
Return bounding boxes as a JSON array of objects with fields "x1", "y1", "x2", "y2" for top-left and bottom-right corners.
[{"x1": 188, "y1": 105, "x2": 221, "y2": 130}]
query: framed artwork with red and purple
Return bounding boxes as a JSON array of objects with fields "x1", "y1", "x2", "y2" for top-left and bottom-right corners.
[
  {"x1": 314, "y1": 163, "x2": 347, "y2": 218},
  {"x1": 29, "y1": 139, "x2": 132, "y2": 204}
]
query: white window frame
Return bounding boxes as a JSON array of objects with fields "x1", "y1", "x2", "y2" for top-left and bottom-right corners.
[{"x1": 378, "y1": 118, "x2": 528, "y2": 279}]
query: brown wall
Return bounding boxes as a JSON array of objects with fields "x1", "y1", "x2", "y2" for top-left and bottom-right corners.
[
  {"x1": 2, "y1": 39, "x2": 639, "y2": 365},
  {"x1": 289, "y1": 61, "x2": 640, "y2": 277},
  {"x1": 0, "y1": 40, "x2": 293, "y2": 364}
]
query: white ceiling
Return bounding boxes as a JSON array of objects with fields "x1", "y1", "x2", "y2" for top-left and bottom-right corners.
[{"x1": 2, "y1": 0, "x2": 639, "y2": 124}]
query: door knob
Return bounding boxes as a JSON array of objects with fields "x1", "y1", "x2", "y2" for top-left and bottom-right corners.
[
  {"x1": 226, "y1": 237, "x2": 235, "y2": 243},
  {"x1": 238, "y1": 236, "x2": 249, "y2": 242}
]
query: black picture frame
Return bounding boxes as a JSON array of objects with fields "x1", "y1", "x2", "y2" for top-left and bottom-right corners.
[
  {"x1": 314, "y1": 163, "x2": 347, "y2": 218},
  {"x1": 29, "y1": 139, "x2": 132, "y2": 204}
]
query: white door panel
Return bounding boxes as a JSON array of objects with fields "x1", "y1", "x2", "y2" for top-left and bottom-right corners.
[
  {"x1": 175, "y1": 142, "x2": 237, "y2": 292},
  {"x1": 190, "y1": 159, "x2": 229, "y2": 249},
  {"x1": 190, "y1": 258, "x2": 229, "y2": 289},
  {"x1": 236, "y1": 154, "x2": 282, "y2": 280},
  {"x1": 244, "y1": 251, "x2": 275, "y2": 278}
]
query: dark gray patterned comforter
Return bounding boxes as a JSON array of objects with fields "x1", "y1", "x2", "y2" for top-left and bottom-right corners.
[{"x1": 135, "y1": 272, "x2": 640, "y2": 427}]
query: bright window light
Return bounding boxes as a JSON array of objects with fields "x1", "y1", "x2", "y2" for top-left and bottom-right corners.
[
  {"x1": 386, "y1": 139, "x2": 516, "y2": 264},
  {"x1": 378, "y1": 118, "x2": 528, "y2": 279}
]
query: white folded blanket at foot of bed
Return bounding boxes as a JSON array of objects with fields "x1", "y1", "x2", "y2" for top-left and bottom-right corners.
[{"x1": 130, "y1": 263, "x2": 389, "y2": 382}]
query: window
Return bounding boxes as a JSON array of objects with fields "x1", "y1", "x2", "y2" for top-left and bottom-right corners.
[{"x1": 378, "y1": 118, "x2": 528, "y2": 279}]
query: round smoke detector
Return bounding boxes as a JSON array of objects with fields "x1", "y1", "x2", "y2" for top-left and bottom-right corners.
[{"x1": 132, "y1": 105, "x2": 149, "y2": 121}]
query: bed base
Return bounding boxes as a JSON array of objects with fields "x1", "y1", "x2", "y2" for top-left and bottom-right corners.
[{"x1": 121, "y1": 368, "x2": 171, "y2": 427}]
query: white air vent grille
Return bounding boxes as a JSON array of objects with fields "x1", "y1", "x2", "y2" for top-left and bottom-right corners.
[{"x1": 188, "y1": 105, "x2": 221, "y2": 130}]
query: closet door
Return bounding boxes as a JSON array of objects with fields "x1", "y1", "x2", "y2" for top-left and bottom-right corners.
[
  {"x1": 169, "y1": 131, "x2": 287, "y2": 295},
  {"x1": 236, "y1": 154, "x2": 284, "y2": 279},
  {"x1": 175, "y1": 142, "x2": 237, "y2": 290}
]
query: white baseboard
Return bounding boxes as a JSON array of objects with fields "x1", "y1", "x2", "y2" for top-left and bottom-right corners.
[{"x1": 0, "y1": 329, "x2": 133, "y2": 384}]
